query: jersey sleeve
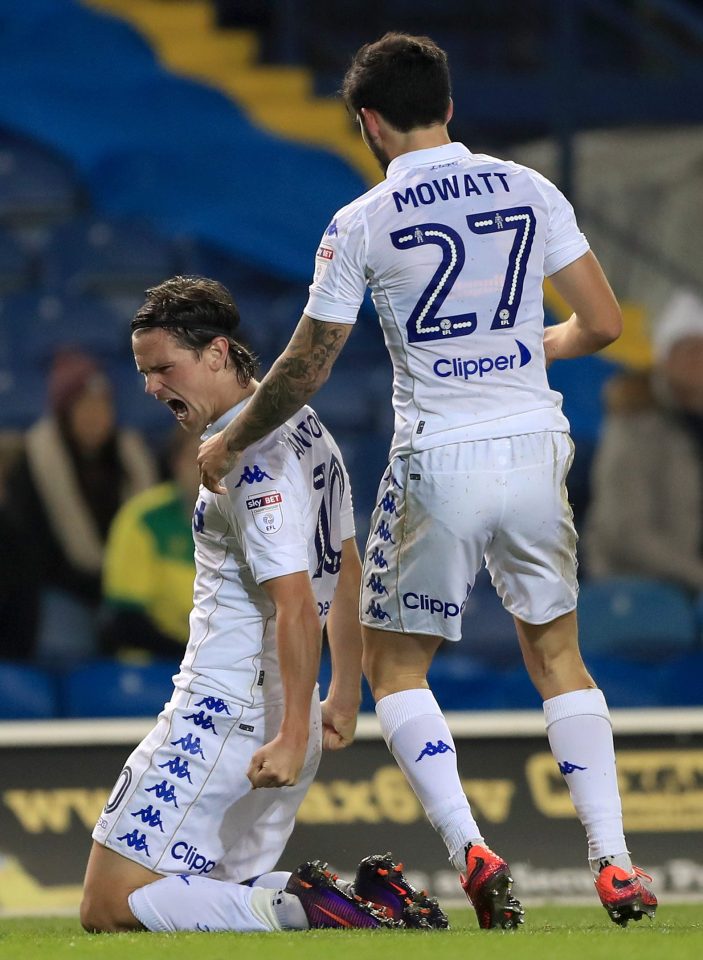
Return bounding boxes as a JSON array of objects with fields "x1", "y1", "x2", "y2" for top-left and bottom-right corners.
[
  {"x1": 222, "y1": 447, "x2": 309, "y2": 585},
  {"x1": 539, "y1": 177, "x2": 590, "y2": 277},
  {"x1": 304, "y1": 208, "x2": 368, "y2": 324}
]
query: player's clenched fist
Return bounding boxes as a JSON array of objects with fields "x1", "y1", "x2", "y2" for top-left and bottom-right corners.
[{"x1": 247, "y1": 735, "x2": 308, "y2": 789}]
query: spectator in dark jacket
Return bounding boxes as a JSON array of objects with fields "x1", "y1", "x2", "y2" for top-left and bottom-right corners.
[{"x1": 4, "y1": 349, "x2": 157, "y2": 665}]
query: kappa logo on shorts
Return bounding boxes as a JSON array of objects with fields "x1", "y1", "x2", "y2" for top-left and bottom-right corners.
[
  {"x1": 171, "y1": 732, "x2": 206, "y2": 759},
  {"x1": 374, "y1": 519, "x2": 396, "y2": 543},
  {"x1": 145, "y1": 780, "x2": 179, "y2": 807},
  {"x1": 116, "y1": 829, "x2": 150, "y2": 856},
  {"x1": 365, "y1": 599, "x2": 391, "y2": 622},
  {"x1": 159, "y1": 756, "x2": 194, "y2": 782},
  {"x1": 195, "y1": 696, "x2": 231, "y2": 714},
  {"x1": 183, "y1": 710, "x2": 218, "y2": 734},
  {"x1": 366, "y1": 573, "x2": 389, "y2": 596},
  {"x1": 131, "y1": 804, "x2": 165, "y2": 832}
]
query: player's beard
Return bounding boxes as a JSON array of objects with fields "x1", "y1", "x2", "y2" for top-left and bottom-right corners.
[{"x1": 359, "y1": 117, "x2": 390, "y2": 174}]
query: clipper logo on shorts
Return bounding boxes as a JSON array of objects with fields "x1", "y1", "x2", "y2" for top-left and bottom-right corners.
[
  {"x1": 403, "y1": 591, "x2": 465, "y2": 619},
  {"x1": 171, "y1": 841, "x2": 217, "y2": 875}
]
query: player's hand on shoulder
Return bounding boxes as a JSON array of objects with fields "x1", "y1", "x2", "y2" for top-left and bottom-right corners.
[
  {"x1": 247, "y1": 733, "x2": 308, "y2": 789},
  {"x1": 320, "y1": 697, "x2": 358, "y2": 751},
  {"x1": 197, "y1": 431, "x2": 238, "y2": 495}
]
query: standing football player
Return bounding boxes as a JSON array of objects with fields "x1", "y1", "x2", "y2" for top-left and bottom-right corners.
[
  {"x1": 81, "y1": 276, "x2": 445, "y2": 934},
  {"x1": 197, "y1": 35, "x2": 657, "y2": 929}
]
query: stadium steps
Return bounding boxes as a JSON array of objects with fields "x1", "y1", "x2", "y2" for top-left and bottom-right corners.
[{"x1": 81, "y1": 0, "x2": 380, "y2": 185}]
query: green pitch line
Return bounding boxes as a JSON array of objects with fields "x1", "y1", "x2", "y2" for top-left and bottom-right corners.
[{"x1": 0, "y1": 906, "x2": 701, "y2": 960}]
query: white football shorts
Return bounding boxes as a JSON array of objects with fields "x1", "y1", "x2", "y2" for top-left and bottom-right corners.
[
  {"x1": 360, "y1": 431, "x2": 578, "y2": 640},
  {"x1": 93, "y1": 687, "x2": 322, "y2": 882}
]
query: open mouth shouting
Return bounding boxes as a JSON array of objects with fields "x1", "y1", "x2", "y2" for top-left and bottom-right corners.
[{"x1": 165, "y1": 398, "x2": 189, "y2": 421}]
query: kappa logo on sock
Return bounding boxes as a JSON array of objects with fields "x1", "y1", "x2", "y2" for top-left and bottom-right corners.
[
  {"x1": 415, "y1": 739, "x2": 455, "y2": 762},
  {"x1": 558, "y1": 760, "x2": 588, "y2": 775}
]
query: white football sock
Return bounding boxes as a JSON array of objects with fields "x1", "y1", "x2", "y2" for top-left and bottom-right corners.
[
  {"x1": 128, "y1": 875, "x2": 308, "y2": 932},
  {"x1": 376, "y1": 689, "x2": 483, "y2": 872},
  {"x1": 544, "y1": 688, "x2": 629, "y2": 868},
  {"x1": 247, "y1": 871, "x2": 293, "y2": 890}
]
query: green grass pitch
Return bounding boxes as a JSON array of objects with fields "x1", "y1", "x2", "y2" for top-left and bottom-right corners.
[{"x1": 1, "y1": 905, "x2": 701, "y2": 960}]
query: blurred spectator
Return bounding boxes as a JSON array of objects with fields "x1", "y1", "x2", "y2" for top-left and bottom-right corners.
[
  {"x1": 100, "y1": 429, "x2": 200, "y2": 661},
  {"x1": 584, "y1": 290, "x2": 703, "y2": 593},
  {"x1": 4, "y1": 350, "x2": 157, "y2": 665},
  {"x1": 0, "y1": 431, "x2": 38, "y2": 658}
]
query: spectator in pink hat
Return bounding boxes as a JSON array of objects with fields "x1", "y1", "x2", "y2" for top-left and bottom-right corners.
[{"x1": 4, "y1": 348, "x2": 157, "y2": 664}]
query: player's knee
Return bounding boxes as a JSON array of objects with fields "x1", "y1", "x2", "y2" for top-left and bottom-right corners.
[{"x1": 80, "y1": 888, "x2": 140, "y2": 933}]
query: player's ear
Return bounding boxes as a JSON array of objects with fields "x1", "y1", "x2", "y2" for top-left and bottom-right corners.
[
  {"x1": 359, "y1": 107, "x2": 381, "y2": 139},
  {"x1": 446, "y1": 98, "x2": 454, "y2": 124},
  {"x1": 207, "y1": 336, "x2": 229, "y2": 370}
]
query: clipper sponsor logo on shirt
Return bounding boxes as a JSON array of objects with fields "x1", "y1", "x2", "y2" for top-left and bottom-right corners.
[
  {"x1": 433, "y1": 340, "x2": 532, "y2": 380},
  {"x1": 246, "y1": 490, "x2": 284, "y2": 534}
]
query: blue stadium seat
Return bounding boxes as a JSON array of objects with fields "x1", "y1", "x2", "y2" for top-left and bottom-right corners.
[
  {"x1": 2, "y1": 292, "x2": 127, "y2": 364},
  {"x1": 0, "y1": 127, "x2": 82, "y2": 226},
  {"x1": 695, "y1": 591, "x2": 703, "y2": 644},
  {"x1": 0, "y1": 367, "x2": 45, "y2": 429},
  {"x1": 0, "y1": 229, "x2": 34, "y2": 293},
  {"x1": 428, "y1": 656, "x2": 511, "y2": 710},
  {"x1": 461, "y1": 570, "x2": 520, "y2": 667},
  {"x1": 40, "y1": 217, "x2": 180, "y2": 297},
  {"x1": 661, "y1": 653, "x2": 703, "y2": 707},
  {"x1": 584, "y1": 656, "x2": 672, "y2": 707},
  {"x1": 578, "y1": 577, "x2": 697, "y2": 661},
  {"x1": 0, "y1": 661, "x2": 58, "y2": 719},
  {"x1": 60, "y1": 659, "x2": 176, "y2": 718}
]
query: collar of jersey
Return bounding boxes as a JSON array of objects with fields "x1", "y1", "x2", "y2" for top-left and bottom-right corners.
[
  {"x1": 201, "y1": 396, "x2": 251, "y2": 441},
  {"x1": 386, "y1": 141, "x2": 472, "y2": 180}
]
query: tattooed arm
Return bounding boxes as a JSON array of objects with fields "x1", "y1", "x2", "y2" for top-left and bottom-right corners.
[{"x1": 198, "y1": 314, "x2": 352, "y2": 492}]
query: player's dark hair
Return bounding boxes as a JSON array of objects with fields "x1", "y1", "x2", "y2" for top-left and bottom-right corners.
[
  {"x1": 132, "y1": 276, "x2": 257, "y2": 386},
  {"x1": 342, "y1": 32, "x2": 451, "y2": 133}
]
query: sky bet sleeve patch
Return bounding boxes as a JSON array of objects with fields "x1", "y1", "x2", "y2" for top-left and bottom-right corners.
[{"x1": 245, "y1": 491, "x2": 284, "y2": 535}]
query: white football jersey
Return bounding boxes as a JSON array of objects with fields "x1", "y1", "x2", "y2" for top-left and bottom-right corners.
[
  {"x1": 172, "y1": 398, "x2": 354, "y2": 707},
  {"x1": 305, "y1": 142, "x2": 589, "y2": 456}
]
